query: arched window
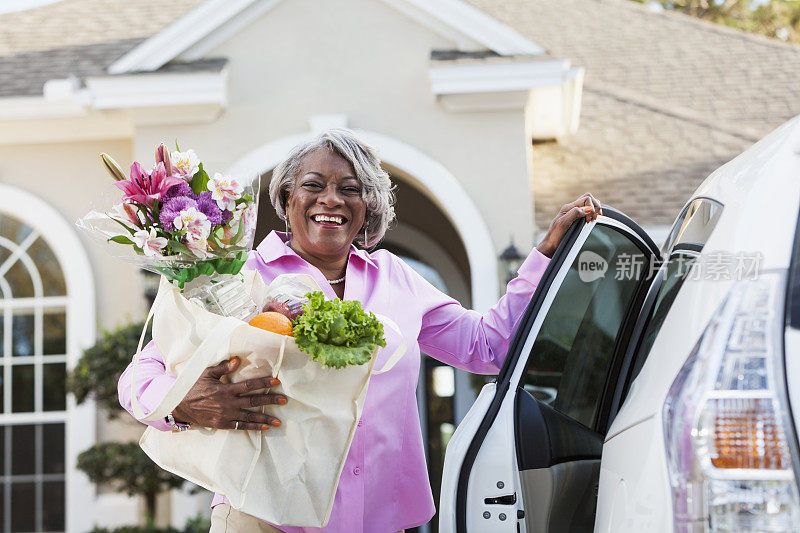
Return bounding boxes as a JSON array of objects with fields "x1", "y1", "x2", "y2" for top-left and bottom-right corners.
[
  {"x1": 0, "y1": 212, "x2": 69, "y2": 531},
  {"x1": 0, "y1": 185, "x2": 95, "y2": 533}
]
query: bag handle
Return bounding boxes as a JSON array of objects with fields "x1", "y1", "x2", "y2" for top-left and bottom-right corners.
[
  {"x1": 371, "y1": 314, "x2": 406, "y2": 375},
  {"x1": 130, "y1": 288, "x2": 241, "y2": 422}
]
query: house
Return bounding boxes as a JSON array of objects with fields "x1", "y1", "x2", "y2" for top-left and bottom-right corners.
[{"x1": 0, "y1": 0, "x2": 797, "y2": 531}]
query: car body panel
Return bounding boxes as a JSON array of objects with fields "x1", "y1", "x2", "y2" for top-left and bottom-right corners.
[
  {"x1": 597, "y1": 115, "x2": 800, "y2": 532},
  {"x1": 688, "y1": 115, "x2": 800, "y2": 270},
  {"x1": 597, "y1": 416, "x2": 670, "y2": 532}
]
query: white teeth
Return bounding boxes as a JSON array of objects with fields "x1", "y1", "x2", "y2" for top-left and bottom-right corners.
[{"x1": 313, "y1": 215, "x2": 343, "y2": 224}]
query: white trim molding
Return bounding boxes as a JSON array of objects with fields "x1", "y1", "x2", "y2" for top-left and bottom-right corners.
[
  {"x1": 378, "y1": 0, "x2": 544, "y2": 55},
  {"x1": 430, "y1": 58, "x2": 585, "y2": 137},
  {"x1": 429, "y1": 58, "x2": 570, "y2": 96},
  {"x1": 109, "y1": 0, "x2": 545, "y2": 75},
  {"x1": 108, "y1": 0, "x2": 282, "y2": 74},
  {"x1": 0, "y1": 70, "x2": 228, "y2": 130},
  {"x1": 228, "y1": 127, "x2": 500, "y2": 312},
  {"x1": 85, "y1": 71, "x2": 227, "y2": 110},
  {"x1": 0, "y1": 184, "x2": 97, "y2": 533}
]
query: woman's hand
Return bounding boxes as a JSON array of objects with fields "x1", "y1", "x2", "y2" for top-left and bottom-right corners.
[
  {"x1": 172, "y1": 356, "x2": 287, "y2": 431},
  {"x1": 536, "y1": 193, "x2": 602, "y2": 258}
]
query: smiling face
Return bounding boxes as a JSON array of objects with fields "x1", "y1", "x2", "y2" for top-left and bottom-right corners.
[{"x1": 285, "y1": 148, "x2": 367, "y2": 264}]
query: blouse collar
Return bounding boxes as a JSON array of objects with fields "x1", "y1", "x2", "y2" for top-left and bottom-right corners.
[{"x1": 255, "y1": 230, "x2": 378, "y2": 270}]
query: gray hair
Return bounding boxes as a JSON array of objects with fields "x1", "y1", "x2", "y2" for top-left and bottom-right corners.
[{"x1": 269, "y1": 128, "x2": 396, "y2": 248}]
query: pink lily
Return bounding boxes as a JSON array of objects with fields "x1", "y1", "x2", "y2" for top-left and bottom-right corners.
[
  {"x1": 155, "y1": 143, "x2": 174, "y2": 176},
  {"x1": 115, "y1": 162, "x2": 183, "y2": 207}
]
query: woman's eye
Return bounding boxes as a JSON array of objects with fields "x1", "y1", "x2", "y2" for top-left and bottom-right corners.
[
  {"x1": 342, "y1": 187, "x2": 361, "y2": 194},
  {"x1": 302, "y1": 182, "x2": 323, "y2": 189}
]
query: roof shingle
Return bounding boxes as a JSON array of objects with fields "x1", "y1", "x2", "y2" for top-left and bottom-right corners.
[
  {"x1": 0, "y1": 0, "x2": 204, "y2": 94},
  {"x1": 466, "y1": 0, "x2": 800, "y2": 228}
]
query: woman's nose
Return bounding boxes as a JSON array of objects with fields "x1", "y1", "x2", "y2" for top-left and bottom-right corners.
[{"x1": 318, "y1": 184, "x2": 343, "y2": 206}]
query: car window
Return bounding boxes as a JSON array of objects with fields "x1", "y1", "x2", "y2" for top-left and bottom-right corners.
[
  {"x1": 521, "y1": 225, "x2": 652, "y2": 428},
  {"x1": 662, "y1": 198, "x2": 723, "y2": 256}
]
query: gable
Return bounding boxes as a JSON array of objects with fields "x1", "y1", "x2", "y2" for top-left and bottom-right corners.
[{"x1": 108, "y1": 0, "x2": 545, "y2": 75}]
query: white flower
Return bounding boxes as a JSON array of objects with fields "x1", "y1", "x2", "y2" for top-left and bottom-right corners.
[
  {"x1": 131, "y1": 228, "x2": 168, "y2": 257},
  {"x1": 107, "y1": 203, "x2": 136, "y2": 226},
  {"x1": 186, "y1": 239, "x2": 209, "y2": 259},
  {"x1": 170, "y1": 149, "x2": 200, "y2": 180},
  {"x1": 173, "y1": 206, "x2": 211, "y2": 242},
  {"x1": 207, "y1": 173, "x2": 243, "y2": 211}
]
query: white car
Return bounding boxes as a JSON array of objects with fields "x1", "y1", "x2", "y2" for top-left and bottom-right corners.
[{"x1": 439, "y1": 115, "x2": 800, "y2": 532}]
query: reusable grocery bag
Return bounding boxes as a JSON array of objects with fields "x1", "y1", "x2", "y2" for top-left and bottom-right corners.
[{"x1": 130, "y1": 271, "x2": 405, "y2": 527}]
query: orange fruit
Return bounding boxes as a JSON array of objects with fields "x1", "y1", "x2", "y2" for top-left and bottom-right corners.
[{"x1": 249, "y1": 311, "x2": 293, "y2": 336}]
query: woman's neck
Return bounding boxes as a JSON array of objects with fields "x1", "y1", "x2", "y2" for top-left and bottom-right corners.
[{"x1": 287, "y1": 239, "x2": 348, "y2": 283}]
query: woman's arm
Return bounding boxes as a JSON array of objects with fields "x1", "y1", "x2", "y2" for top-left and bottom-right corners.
[
  {"x1": 415, "y1": 249, "x2": 549, "y2": 374},
  {"x1": 117, "y1": 340, "x2": 177, "y2": 431},
  {"x1": 416, "y1": 193, "x2": 601, "y2": 374},
  {"x1": 117, "y1": 342, "x2": 287, "y2": 432}
]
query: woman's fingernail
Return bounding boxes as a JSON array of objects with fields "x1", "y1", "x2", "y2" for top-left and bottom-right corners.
[
  {"x1": 229, "y1": 356, "x2": 239, "y2": 367},
  {"x1": 583, "y1": 206, "x2": 593, "y2": 213},
  {"x1": 270, "y1": 378, "x2": 281, "y2": 386},
  {"x1": 271, "y1": 420, "x2": 281, "y2": 427},
  {"x1": 278, "y1": 397, "x2": 287, "y2": 405},
  {"x1": 261, "y1": 424, "x2": 271, "y2": 430}
]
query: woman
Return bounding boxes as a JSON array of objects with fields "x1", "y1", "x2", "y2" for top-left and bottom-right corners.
[{"x1": 118, "y1": 129, "x2": 601, "y2": 532}]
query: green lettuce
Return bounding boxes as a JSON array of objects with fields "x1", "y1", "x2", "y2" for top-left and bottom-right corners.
[{"x1": 292, "y1": 291, "x2": 387, "y2": 369}]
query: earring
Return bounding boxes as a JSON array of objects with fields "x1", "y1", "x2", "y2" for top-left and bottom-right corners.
[
  {"x1": 284, "y1": 216, "x2": 290, "y2": 234},
  {"x1": 363, "y1": 224, "x2": 368, "y2": 248}
]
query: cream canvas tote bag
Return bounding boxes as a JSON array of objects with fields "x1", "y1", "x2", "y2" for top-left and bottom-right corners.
[{"x1": 130, "y1": 271, "x2": 405, "y2": 527}]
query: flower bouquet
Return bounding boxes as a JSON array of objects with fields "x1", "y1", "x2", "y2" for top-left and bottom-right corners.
[{"x1": 77, "y1": 143, "x2": 260, "y2": 321}]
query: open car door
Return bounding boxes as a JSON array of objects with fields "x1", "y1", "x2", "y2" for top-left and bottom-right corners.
[{"x1": 439, "y1": 208, "x2": 660, "y2": 532}]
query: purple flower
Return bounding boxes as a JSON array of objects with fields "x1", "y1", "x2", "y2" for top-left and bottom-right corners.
[
  {"x1": 221, "y1": 209, "x2": 233, "y2": 224},
  {"x1": 197, "y1": 192, "x2": 223, "y2": 226},
  {"x1": 164, "y1": 181, "x2": 195, "y2": 200},
  {"x1": 159, "y1": 196, "x2": 198, "y2": 232}
]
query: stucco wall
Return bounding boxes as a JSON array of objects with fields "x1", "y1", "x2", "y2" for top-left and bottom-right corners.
[
  {"x1": 0, "y1": 138, "x2": 145, "y2": 328},
  {"x1": 132, "y1": 0, "x2": 536, "y2": 254}
]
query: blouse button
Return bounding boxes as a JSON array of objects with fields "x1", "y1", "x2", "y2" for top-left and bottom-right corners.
[
  {"x1": 357, "y1": 420, "x2": 363, "y2": 428},
  {"x1": 353, "y1": 467, "x2": 361, "y2": 476}
]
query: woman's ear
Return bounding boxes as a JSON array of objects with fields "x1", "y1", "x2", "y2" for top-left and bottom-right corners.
[{"x1": 283, "y1": 188, "x2": 292, "y2": 213}]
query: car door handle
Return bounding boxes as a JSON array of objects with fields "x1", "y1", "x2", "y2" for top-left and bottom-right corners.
[{"x1": 484, "y1": 493, "x2": 517, "y2": 505}]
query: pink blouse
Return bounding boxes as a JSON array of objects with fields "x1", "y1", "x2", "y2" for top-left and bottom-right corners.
[{"x1": 118, "y1": 231, "x2": 549, "y2": 532}]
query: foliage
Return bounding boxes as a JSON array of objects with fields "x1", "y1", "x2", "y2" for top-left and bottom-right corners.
[
  {"x1": 89, "y1": 526, "x2": 179, "y2": 533},
  {"x1": 632, "y1": 0, "x2": 800, "y2": 43},
  {"x1": 181, "y1": 514, "x2": 212, "y2": 533},
  {"x1": 77, "y1": 442, "x2": 185, "y2": 521},
  {"x1": 67, "y1": 321, "x2": 151, "y2": 418},
  {"x1": 88, "y1": 514, "x2": 210, "y2": 533}
]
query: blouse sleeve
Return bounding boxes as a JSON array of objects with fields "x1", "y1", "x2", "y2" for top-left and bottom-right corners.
[
  {"x1": 117, "y1": 340, "x2": 176, "y2": 432},
  {"x1": 414, "y1": 248, "x2": 550, "y2": 375}
]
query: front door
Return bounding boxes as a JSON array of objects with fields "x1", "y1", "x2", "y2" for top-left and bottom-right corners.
[{"x1": 439, "y1": 208, "x2": 660, "y2": 532}]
